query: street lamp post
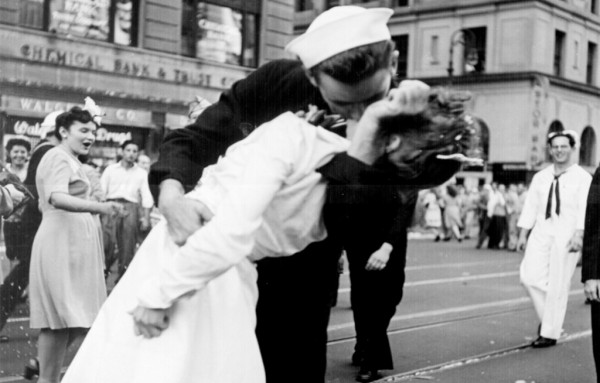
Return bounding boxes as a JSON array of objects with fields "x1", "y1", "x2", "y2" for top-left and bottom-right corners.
[{"x1": 447, "y1": 28, "x2": 477, "y2": 84}]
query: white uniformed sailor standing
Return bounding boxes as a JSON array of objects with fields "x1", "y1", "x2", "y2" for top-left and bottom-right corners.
[{"x1": 517, "y1": 130, "x2": 592, "y2": 347}]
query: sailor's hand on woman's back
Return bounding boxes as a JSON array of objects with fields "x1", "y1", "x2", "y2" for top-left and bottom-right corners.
[{"x1": 158, "y1": 179, "x2": 215, "y2": 246}]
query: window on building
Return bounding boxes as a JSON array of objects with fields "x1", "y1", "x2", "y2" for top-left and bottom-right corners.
[
  {"x1": 16, "y1": 0, "x2": 45, "y2": 30},
  {"x1": 463, "y1": 27, "x2": 486, "y2": 73},
  {"x1": 554, "y1": 30, "x2": 566, "y2": 76},
  {"x1": 0, "y1": 0, "x2": 138, "y2": 46},
  {"x1": 587, "y1": 42, "x2": 597, "y2": 85},
  {"x1": 592, "y1": 0, "x2": 598, "y2": 14},
  {"x1": 181, "y1": 1, "x2": 259, "y2": 68},
  {"x1": 396, "y1": 0, "x2": 410, "y2": 6},
  {"x1": 296, "y1": 0, "x2": 314, "y2": 11},
  {"x1": 430, "y1": 35, "x2": 439, "y2": 64},
  {"x1": 326, "y1": 0, "x2": 341, "y2": 8},
  {"x1": 469, "y1": 117, "x2": 489, "y2": 163},
  {"x1": 393, "y1": 34, "x2": 409, "y2": 79},
  {"x1": 574, "y1": 40, "x2": 579, "y2": 69},
  {"x1": 580, "y1": 126, "x2": 597, "y2": 166}
]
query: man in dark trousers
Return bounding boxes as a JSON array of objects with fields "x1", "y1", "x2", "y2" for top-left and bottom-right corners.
[
  {"x1": 149, "y1": 6, "x2": 459, "y2": 382},
  {"x1": 582, "y1": 166, "x2": 600, "y2": 383},
  {"x1": 0, "y1": 111, "x2": 61, "y2": 343}
]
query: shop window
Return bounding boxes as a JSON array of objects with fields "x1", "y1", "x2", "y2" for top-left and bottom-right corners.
[
  {"x1": 0, "y1": 0, "x2": 138, "y2": 46},
  {"x1": 463, "y1": 27, "x2": 486, "y2": 73},
  {"x1": 49, "y1": 0, "x2": 138, "y2": 46},
  {"x1": 393, "y1": 34, "x2": 409, "y2": 79},
  {"x1": 181, "y1": 1, "x2": 259, "y2": 68},
  {"x1": 0, "y1": 0, "x2": 45, "y2": 29},
  {"x1": 580, "y1": 126, "x2": 597, "y2": 166}
]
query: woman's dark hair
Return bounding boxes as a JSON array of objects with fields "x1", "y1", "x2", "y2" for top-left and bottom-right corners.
[
  {"x1": 378, "y1": 88, "x2": 471, "y2": 146},
  {"x1": 54, "y1": 107, "x2": 94, "y2": 141},
  {"x1": 447, "y1": 184, "x2": 458, "y2": 198},
  {"x1": 310, "y1": 40, "x2": 395, "y2": 84},
  {"x1": 6, "y1": 138, "x2": 32, "y2": 153},
  {"x1": 376, "y1": 88, "x2": 475, "y2": 179}
]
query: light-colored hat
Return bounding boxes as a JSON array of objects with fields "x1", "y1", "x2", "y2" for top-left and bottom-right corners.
[
  {"x1": 187, "y1": 96, "x2": 212, "y2": 124},
  {"x1": 285, "y1": 6, "x2": 393, "y2": 69},
  {"x1": 40, "y1": 110, "x2": 64, "y2": 139},
  {"x1": 547, "y1": 129, "x2": 578, "y2": 146}
]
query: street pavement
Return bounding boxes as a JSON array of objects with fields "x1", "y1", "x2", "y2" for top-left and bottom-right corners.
[
  {"x1": 325, "y1": 238, "x2": 596, "y2": 383},
  {"x1": 0, "y1": 237, "x2": 596, "y2": 382}
]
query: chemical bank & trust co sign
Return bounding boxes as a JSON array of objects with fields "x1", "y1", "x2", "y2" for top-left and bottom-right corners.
[
  {"x1": 19, "y1": 44, "x2": 242, "y2": 89},
  {"x1": 0, "y1": 28, "x2": 246, "y2": 90}
]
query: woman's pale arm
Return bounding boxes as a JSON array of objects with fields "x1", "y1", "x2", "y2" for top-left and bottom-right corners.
[{"x1": 50, "y1": 192, "x2": 121, "y2": 215}]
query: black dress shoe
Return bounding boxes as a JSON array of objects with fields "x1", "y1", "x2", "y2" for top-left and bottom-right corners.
[
  {"x1": 0, "y1": 335, "x2": 9, "y2": 343},
  {"x1": 531, "y1": 336, "x2": 557, "y2": 348},
  {"x1": 23, "y1": 358, "x2": 39, "y2": 380},
  {"x1": 356, "y1": 367, "x2": 380, "y2": 382}
]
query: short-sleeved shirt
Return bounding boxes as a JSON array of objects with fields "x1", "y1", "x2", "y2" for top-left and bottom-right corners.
[{"x1": 36, "y1": 146, "x2": 91, "y2": 213}]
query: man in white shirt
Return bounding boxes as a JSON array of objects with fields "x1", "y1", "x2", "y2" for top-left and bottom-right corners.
[
  {"x1": 517, "y1": 130, "x2": 592, "y2": 347},
  {"x1": 101, "y1": 140, "x2": 154, "y2": 280}
]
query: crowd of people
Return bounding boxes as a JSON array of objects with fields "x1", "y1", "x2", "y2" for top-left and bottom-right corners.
[
  {"x1": 0, "y1": 5, "x2": 599, "y2": 383},
  {"x1": 415, "y1": 181, "x2": 529, "y2": 249}
]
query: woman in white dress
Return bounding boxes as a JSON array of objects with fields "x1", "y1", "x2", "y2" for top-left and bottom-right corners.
[
  {"x1": 61, "y1": 88, "x2": 475, "y2": 383},
  {"x1": 26, "y1": 107, "x2": 125, "y2": 383}
]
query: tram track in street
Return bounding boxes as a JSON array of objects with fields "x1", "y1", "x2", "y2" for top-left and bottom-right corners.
[{"x1": 327, "y1": 304, "x2": 532, "y2": 346}]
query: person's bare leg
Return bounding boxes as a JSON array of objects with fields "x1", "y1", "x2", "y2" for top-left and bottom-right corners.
[{"x1": 37, "y1": 328, "x2": 69, "y2": 383}]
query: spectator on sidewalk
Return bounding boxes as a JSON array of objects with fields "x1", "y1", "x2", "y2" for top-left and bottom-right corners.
[
  {"x1": 101, "y1": 140, "x2": 153, "y2": 281},
  {"x1": 476, "y1": 184, "x2": 492, "y2": 249},
  {"x1": 0, "y1": 111, "x2": 62, "y2": 344},
  {"x1": 442, "y1": 184, "x2": 464, "y2": 242},
  {"x1": 487, "y1": 183, "x2": 507, "y2": 249},
  {"x1": 517, "y1": 130, "x2": 591, "y2": 348}
]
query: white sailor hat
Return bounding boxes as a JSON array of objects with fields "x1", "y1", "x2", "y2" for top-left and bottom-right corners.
[
  {"x1": 40, "y1": 110, "x2": 64, "y2": 139},
  {"x1": 285, "y1": 6, "x2": 393, "y2": 69},
  {"x1": 547, "y1": 129, "x2": 578, "y2": 146}
]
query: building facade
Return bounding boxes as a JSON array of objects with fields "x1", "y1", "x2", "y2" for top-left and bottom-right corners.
[
  {"x1": 0, "y1": 0, "x2": 294, "y2": 165},
  {"x1": 296, "y1": 0, "x2": 600, "y2": 186}
]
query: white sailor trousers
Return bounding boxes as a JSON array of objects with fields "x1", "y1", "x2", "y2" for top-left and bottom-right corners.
[{"x1": 519, "y1": 220, "x2": 580, "y2": 340}]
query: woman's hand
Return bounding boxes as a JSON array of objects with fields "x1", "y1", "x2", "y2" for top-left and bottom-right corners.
[
  {"x1": 365, "y1": 243, "x2": 393, "y2": 271},
  {"x1": 348, "y1": 80, "x2": 431, "y2": 165},
  {"x1": 130, "y1": 305, "x2": 170, "y2": 339},
  {"x1": 103, "y1": 201, "x2": 127, "y2": 217}
]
